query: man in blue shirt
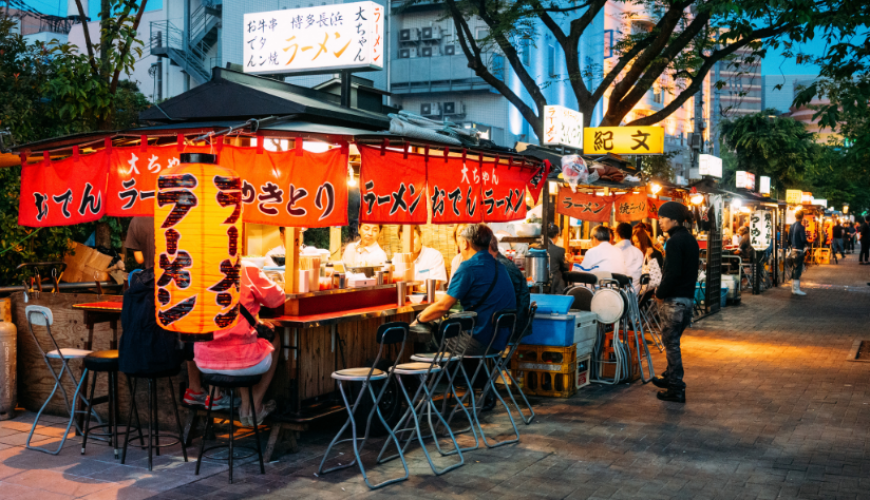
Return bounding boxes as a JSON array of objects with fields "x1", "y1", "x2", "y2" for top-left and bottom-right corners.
[{"x1": 413, "y1": 224, "x2": 516, "y2": 355}]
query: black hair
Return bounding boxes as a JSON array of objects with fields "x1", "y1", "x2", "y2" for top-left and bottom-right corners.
[
  {"x1": 460, "y1": 224, "x2": 494, "y2": 251},
  {"x1": 615, "y1": 223, "x2": 633, "y2": 240},
  {"x1": 547, "y1": 223, "x2": 561, "y2": 239}
]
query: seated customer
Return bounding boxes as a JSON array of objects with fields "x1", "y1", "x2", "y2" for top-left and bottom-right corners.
[
  {"x1": 735, "y1": 226, "x2": 753, "y2": 262},
  {"x1": 413, "y1": 224, "x2": 516, "y2": 355},
  {"x1": 614, "y1": 222, "x2": 644, "y2": 294},
  {"x1": 194, "y1": 264, "x2": 285, "y2": 426},
  {"x1": 575, "y1": 225, "x2": 627, "y2": 276},
  {"x1": 489, "y1": 236, "x2": 531, "y2": 336}
]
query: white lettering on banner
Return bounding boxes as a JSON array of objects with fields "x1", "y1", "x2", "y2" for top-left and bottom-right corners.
[
  {"x1": 543, "y1": 105, "x2": 584, "y2": 150},
  {"x1": 750, "y1": 210, "x2": 772, "y2": 251},
  {"x1": 243, "y1": 1, "x2": 383, "y2": 75}
]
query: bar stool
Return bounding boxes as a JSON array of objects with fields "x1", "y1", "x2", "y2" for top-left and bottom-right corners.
[
  {"x1": 23, "y1": 305, "x2": 95, "y2": 455},
  {"x1": 121, "y1": 366, "x2": 188, "y2": 471},
  {"x1": 195, "y1": 373, "x2": 263, "y2": 484},
  {"x1": 79, "y1": 350, "x2": 123, "y2": 458},
  {"x1": 318, "y1": 322, "x2": 410, "y2": 490},
  {"x1": 498, "y1": 304, "x2": 538, "y2": 425}
]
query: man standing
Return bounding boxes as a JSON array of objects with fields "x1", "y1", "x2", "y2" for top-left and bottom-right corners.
[
  {"x1": 790, "y1": 210, "x2": 808, "y2": 295},
  {"x1": 651, "y1": 202, "x2": 698, "y2": 404},
  {"x1": 614, "y1": 222, "x2": 644, "y2": 294},
  {"x1": 832, "y1": 218, "x2": 846, "y2": 261},
  {"x1": 861, "y1": 216, "x2": 870, "y2": 265},
  {"x1": 125, "y1": 216, "x2": 155, "y2": 269}
]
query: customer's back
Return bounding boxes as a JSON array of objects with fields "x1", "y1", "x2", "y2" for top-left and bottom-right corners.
[{"x1": 449, "y1": 250, "x2": 517, "y2": 351}]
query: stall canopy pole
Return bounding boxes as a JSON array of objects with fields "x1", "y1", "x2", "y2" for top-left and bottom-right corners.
[
  {"x1": 542, "y1": 177, "x2": 550, "y2": 252},
  {"x1": 285, "y1": 228, "x2": 302, "y2": 294}
]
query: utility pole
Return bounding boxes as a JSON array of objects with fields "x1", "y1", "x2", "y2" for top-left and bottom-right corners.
[{"x1": 693, "y1": 78, "x2": 705, "y2": 173}]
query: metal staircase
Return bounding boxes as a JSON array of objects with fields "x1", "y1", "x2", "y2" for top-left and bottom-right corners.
[{"x1": 148, "y1": 0, "x2": 221, "y2": 85}]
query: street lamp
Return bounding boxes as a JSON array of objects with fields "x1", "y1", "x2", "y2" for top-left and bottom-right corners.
[{"x1": 843, "y1": 204, "x2": 849, "y2": 214}]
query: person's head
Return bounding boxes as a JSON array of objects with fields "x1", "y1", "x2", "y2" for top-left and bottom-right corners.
[
  {"x1": 738, "y1": 226, "x2": 749, "y2": 236},
  {"x1": 547, "y1": 223, "x2": 561, "y2": 240},
  {"x1": 615, "y1": 223, "x2": 633, "y2": 242},
  {"x1": 457, "y1": 224, "x2": 493, "y2": 258},
  {"x1": 632, "y1": 229, "x2": 655, "y2": 255},
  {"x1": 358, "y1": 223, "x2": 382, "y2": 246},
  {"x1": 488, "y1": 232, "x2": 501, "y2": 257},
  {"x1": 398, "y1": 224, "x2": 423, "y2": 253},
  {"x1": 452, "y1": 224, "x2": 469, "y2": 251},
  {"x1": 591, "y1": 225, "x2": 611, "y2": 246},
  {"x1": 658, "y1": 201, "x2": 689, "y2": 232},
  {"x1": 794, "y1": 210, "x2": 804, "y2": 221}
]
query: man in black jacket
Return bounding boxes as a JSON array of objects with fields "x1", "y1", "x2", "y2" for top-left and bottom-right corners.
[{"x1": 652, "y1": 201, "x2": 699, "y2": 403}]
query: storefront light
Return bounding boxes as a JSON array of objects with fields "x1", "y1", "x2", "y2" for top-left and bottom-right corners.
[
  {"x1": 739, "y1": 206, "x2": 751, "y2": 214},
  {"x1": 650, "y1": 183, "x2": 662, "y2": 195},
  {"x1": 731, "y1": 199, "x2": 742, "y2": 209},
  {"x1": 843, "y1": 204, "x2": 849, "y2": 214},
  {"x1": 549, "y1": 181, "x2": 559, "y2": 193},
  {"x1": 347, "y1": 165, "x2": 357, "y2": 187},
  {"x1": 690, "y1": 194, "x2": 704, "y2": 205}
]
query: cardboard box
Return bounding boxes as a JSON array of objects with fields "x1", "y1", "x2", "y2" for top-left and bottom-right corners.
[{"x1": 62, "y1": 242, "x2": 113, "y2": 283}]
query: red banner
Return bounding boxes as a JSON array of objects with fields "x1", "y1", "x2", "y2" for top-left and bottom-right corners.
[
  {"x1": 359, "y1": 146, "x2": 428, "y2": 224},
  {"x1": 526, "y1": 160, "x2": 550, "y2": 205},
  {"x1": 556, "y1": 188, "x2": 612, "y2": 222},
  {"x1": 107, "y1": 144, "x2": 210, "y2": 216},
  {"x1": 428, "y1": 155, "x2": 483, "y2": 224},
  {"x1": 646, "y1": 197, "x2": 665, "y2": 219},
  {"x1": 19, "y1": 150, "x2": 109, "y2": 227},
  {"x1": 480, "y1": 161, "x2": 533, "y2": 223},
  {"x1": 614, "y1": 193, "x2": 652, "y2": 222},
  {"x1": 227, "y1": 145, "x2": 348, "y2": 227}
]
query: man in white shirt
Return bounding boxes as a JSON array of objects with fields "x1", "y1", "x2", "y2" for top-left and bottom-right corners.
[
  {"x1": 614, "y1": 223, "x2": 644, "y2": 294},
  {"x1": 575, "y1": 225, "x2": 627, "y2": 276},
  {"x1": 342, "y1": 223, "x2": 388, "y2": 267},
  {"x1": 400, "y1": 225, "x2": 447, "y2": 287}
]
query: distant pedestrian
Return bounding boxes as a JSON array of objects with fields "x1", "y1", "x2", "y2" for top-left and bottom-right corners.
[
  {"x1": 832, "y1": 218, "x2": 846, "y2": 260},
  {"x1": 846, "y1": 222, "x2": 856, "y2": 253},
  {"x1": 651, "y1": 202, "x2": 698, "y2": 404},
  {"x1": 790, "y1": 210, "x2": 808, "y2": 295},
  {"x1": 861, "y1": 216, "x2": 870, "y2": 265}
]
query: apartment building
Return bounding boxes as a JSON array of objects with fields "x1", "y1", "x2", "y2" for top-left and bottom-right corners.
[{"x1": 762, "y1": 74, "x2": 817, "y2": 114}]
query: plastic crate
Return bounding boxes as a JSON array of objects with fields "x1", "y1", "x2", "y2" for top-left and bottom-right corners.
[
  {"x1": 599, "y1": 331, "x2": 640, "y2": 382},
  {"x1": 512, "y1": 363, "x2": 577, "y2": 398},
  {"x1": 524, "y1": 310, "x2": 598, "y2": 347},
  {"x1": 576, "y1": 355, "x2": 591, "y2": 390},
  {"x1": 511, "y1": 344, "x2": 577, "y2": 374}
]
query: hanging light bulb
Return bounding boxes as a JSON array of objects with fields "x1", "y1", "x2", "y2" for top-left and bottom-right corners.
[
  {"x1": 650, "y1": 183, "x2": 662, "y2": 195},
  {"x1": 691, "y1": 193, "x2": 704, "y2": 205}
]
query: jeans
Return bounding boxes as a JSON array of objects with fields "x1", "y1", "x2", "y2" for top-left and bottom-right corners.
[
  {"x1": 833, "y1": 238, "x2": 845, "y2": 257},
  {"x1": 792, "y1": 250, "x2": 805, "y2": 280},
  {"x1": 659, "y1": 297, "x2": 693, "y2": 390}
]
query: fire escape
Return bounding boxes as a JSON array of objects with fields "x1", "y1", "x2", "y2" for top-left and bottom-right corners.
[{"x1": 149, "y1": 0, "x2": 221, "y2": 84}]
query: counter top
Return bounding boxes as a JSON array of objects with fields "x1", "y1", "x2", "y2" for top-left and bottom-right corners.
[{"x1": 273, "y1": 301, "x2": 431, "y2": 328}]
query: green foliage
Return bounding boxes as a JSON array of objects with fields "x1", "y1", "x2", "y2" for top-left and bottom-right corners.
[{"x1": 637, "y1": 151, "x2": 677, "y2": 183}]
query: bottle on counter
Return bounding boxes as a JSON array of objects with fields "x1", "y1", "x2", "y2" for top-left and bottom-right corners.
[{"x1": 383, "y1": 260, "x2": 392, "y2": 284}]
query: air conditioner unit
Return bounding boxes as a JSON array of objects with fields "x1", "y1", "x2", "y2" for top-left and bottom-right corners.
[
  {"x1": 420, "y1": 102, "x2": 441, "y2": 116},
  {"x1": 399, "y1": 28, "x2": 419, "y2": 41},
  {"x1": 429, "y1": 46, "x2": 440, "y2": 57},
  {"x1": 399, "y1": 47, "x2": 417, "y2": 58},
  {"x1": 443, "y1": 44, "x2": 456, "y2": 56},
  {"x1": 421, "y1": 26, "x2": 433, "y2": 39},
  {"x1": 421, "y1": 46, "x2": 433, "y2": 57},
  {"x1": 421, "y1": 26, "x2": 442, "y2": 40},
  {"x1": 442, "y1": 101, "x2": 465, "y2": 116}
]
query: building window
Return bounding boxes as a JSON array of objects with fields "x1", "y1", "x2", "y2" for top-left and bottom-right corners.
[{"x1": 547, "y1": 44, "x2": 555, "y2": 76}]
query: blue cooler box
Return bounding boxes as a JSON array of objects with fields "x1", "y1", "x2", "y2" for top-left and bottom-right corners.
[{"x1": 524, "y1": 294, "x2": 599, "y2": 350}]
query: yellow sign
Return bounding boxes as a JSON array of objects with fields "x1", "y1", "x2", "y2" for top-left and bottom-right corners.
[
  {"x1": 786, "y1": 190, "x2": 802, "y2": 205},
  {"x1": 583, "y1": 126, "x2": 665, "y2": 155}
]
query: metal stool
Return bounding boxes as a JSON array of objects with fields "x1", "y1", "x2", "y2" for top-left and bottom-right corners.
[
  {"x1": 318, "y1": 322, "x2": 410, "y2": 490},
  {"x1": 79, "y1": 350, "x2": 123, "y2": 458},
  {"x1": 195, "y1": 373, "x2": 263, "y2": 484},
  {"x1": 23, "y1": 305, "x2": 95, "y2": 455},
  {"x1": 498, "y1": 304, "x2": 538, "y2": 425},
  {"x1": 121, "y1": 366, "x2": 188, "y2": 471}
]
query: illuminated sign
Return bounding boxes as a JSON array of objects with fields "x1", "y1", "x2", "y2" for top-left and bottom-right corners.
[
  {"x1": 698, "y1": 154, "x2": 722, "y2": 178},
  {"x1": 759, "y1": 176, "x2": 771, "y2": 195},
  {"x1": 583, "y1": 126, "x2": 664, "y2": 155},
  {"x1": 814, "y1": 198, "x2": 827, "y2": 208},
  {"x1": 736, "y1": 171, "x2": 756, "y2": 191},
  {"x1": 801, "y1": 192, "x2": 813, "y2": 204},
  {"x1": 786, "y1": 190, "x2": 802, "y2": 204},
  {"x1": 543, "y1": 105, "x2": 583, "y2": 150},
  {"x1": 750, "y1": 210, "x2": 772, "y2": 251},
  {"x1": 243, "y1": 1, "x2": 384, "y2": 75}
]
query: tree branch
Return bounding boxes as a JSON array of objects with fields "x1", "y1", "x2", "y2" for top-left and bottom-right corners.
[
  {"x1": 109, "y1": 0, "x2": 148, "y2": 95},
  {"x1": 72, "y1": 0, "x2": 99, "y2": 75}
]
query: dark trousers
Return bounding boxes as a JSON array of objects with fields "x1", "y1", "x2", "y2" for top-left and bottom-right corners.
[
  {"x1": 833, "y1": 238, "x2": 845, "y2": 258},
  {"x1": 659, "y1": 298, "x2": 693, "y2": 391},
  {"x1": 862, "y1": 241, "x2": 870, "y2": 263}
]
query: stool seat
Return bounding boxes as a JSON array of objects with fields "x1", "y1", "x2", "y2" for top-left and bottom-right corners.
[
  {"x1": 84, "y1": 350, "x2": 119, "y2": 372},
  {"x1": 202, "y1": 373, "x2": 263, "y2": 388},
  {"x1": 46, "y1": 348, "x2": 92, "y2": 360},
  {"x1": 391, "y1": 362, "x2": 441, "y2": 375},
  {"x1": 332, "y1": 367, "x2": 386, "y2": 381},
  {"x1": 411, "y1": 352, "x2": 461, "y2": 363}
]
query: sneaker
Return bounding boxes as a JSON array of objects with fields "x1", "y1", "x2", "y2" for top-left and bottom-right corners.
[
  {"x1": 183, "y1": 389, "x2": 207, "y2": 407},
  {"x1": 205, "y1": 392, "x2": 240, "y2": 411}
]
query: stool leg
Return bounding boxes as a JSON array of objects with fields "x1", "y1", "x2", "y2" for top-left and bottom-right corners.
[
  {"x1": 121, "y1": 377, "x2": 138, "y2": 464},
  {"x1": 152, "y1": 378, "x2": 161, "y2": 457},
  {"x1": 81, "y1": 372, "x2": 98, "y2": 455},
  {"x1": 109, "y1": 371, "x2": 118, "y2": 458},
  {"x1": 195, "y1": 386, "x2": 215, "y2": 476},
  {"x1": 248, "y1": 387, "x2": 265, "y2": 474},
  {"x1": 228, "y1": 388, "x2": 235, "y2": 484},
  {"x1": 166, "y1": 378, "x2": 188, "y2": 462},
  {"x1": 147, "y1": 378, "x2": 154, "y2": 471}
]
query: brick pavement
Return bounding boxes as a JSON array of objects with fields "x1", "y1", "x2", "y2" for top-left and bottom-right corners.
[{"x1": 2, "y1": 256, "x2": 869, "y2": 500}]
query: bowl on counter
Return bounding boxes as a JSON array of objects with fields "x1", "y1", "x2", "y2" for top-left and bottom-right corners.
[{"x1": 408, "y1": 293, "x2": 426, "y2": 304}]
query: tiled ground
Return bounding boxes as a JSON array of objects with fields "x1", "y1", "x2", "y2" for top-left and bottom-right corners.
[{"x1": 3, "y1": 255, "x2": 869, "y2": 500}]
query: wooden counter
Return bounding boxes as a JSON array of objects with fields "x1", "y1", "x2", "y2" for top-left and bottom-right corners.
[{"x1": 273, "y1": 301, "x2": 429, "y2": 328}]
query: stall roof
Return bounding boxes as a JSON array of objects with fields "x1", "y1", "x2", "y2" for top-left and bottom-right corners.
[
  {"x1": 516, "y1": 144, "x2": 642, "y2": 188},
  {"x1": 138, "y1": 67, "x2": 391, "y2": 131},
  {"x1": 135, "y1": 120, "x2": 377, "y2": 139}
]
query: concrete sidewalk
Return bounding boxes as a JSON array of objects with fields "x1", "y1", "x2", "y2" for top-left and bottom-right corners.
[{"x1": 1, "y1": 256, "x2": 868, "y2": 500}]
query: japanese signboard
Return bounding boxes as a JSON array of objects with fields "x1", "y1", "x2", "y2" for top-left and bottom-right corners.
[
  {"x1": 698, "y1": 154, "x2": 722, "y2": 178},
  {"x1": 759, "y1": 176, "x2": 771, "y2": 195},
  {"x1": 428, "y1": 156, "x2": 483, "y2": 224},
  {"x1": 243, "y1": 1, "x2": 384, "y2": 75},
  {"x1": 20, "y1": 151, "x2": 109, "y2": 227},
  {"x1": 647, "y1": 197, "x2": 665, "y2": 219},
  {"x1": 556, "y1": 189, "x2": 612, "y2": 222},
  {"x1": 359, "y1": 146, "x2": 428, "y2": 224},
  {"x1": 543, "y1": 105, "x2": 583, "y2": 150},
  {"x1": 480, "y1": 162, "x2": 534, "y2": 223},
  {"x1": 614, "y1": 193, "x2": 651, "y2": 222},
  {"x1": 735, "y1": 171, "x2": 756, "y2": 191},
  {"x1": 526, "y1": 160, "x2": 550, "y2": 205},
  {"x1": 227, "y1": 146, "x2": 348, "y2": 227},
  {"x1": 786, "y1": 189, "x2": 802, "y2": 205},
  {"x1": 582, "y1": 126, "x2": 664, "y2": 155},
  {"x1": 801, "y1": 192, "x2": 813, "y2": 204},
  {"x1": 750, "y1": 210, "x2": 772, "y2": 251}
]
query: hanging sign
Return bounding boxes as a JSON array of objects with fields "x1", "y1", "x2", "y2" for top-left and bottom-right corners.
[
  {"x1": 582, "y1": 126, "x2": 664, "y2": 155},
  {"x1": 759, "y1": 176, "x2": 771, "y2": 195},
  {"x1": 228, "y1": 145, "x2": 348, "y2": 227},
  {"x1": 736, "y1": 171, "x2": 756, "y2": 191},
  {"x1": 614, "y1": 193, "x2": 650, "y2": 222},
  {"x1": 543, "y1": 105, "x2": 583, "y2": 149},
  {"x1": 243, "y1": 1, "x2": 384, "y2": 75},
  {"x1": 646, "y1": 197, "x2": 665, "y2": 219},
  {"x1": 480, "y1": 161, "x2": 533, "y2": 222},
  {"x1": 526, "y1": 160, "x2": 549, "y2": 205},
  {"x1": 698, "y1": 154, "x2": 722, "y2": 178},
  {"x1": 19, "y1": 150, "x2": 109, "y2": 227},
  {"x1": 428, "y1": 156, "x2": 483, "y2": 224},
  {"x1": 359, "y1": 146, "x2": 427, "y2": 224},
  {"x1": 750, "y1": 210, "x2": 772, "y2": 251},
  {"x1": 786, "y1": 189, "x2": 802, "y2": 205},
  {"x1": 801, "y1": 192, "x2": 813, "y2": 204},
  {"x1": 555, "y1": 188, "x2": 612, "y2": 222},
  {"x1": 108, "y1": 144, "x2": 211, "y2": 217}
]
